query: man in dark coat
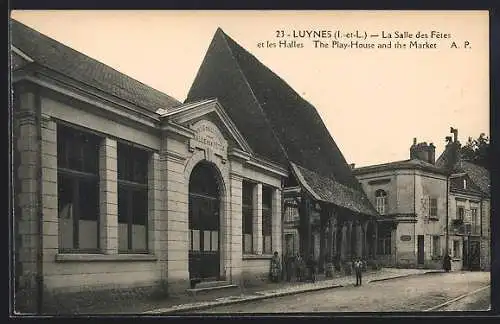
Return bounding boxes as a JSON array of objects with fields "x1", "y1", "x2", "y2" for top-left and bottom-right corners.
[
  {"x1": 354, "y1": 257, "x2": 363, "y2": 286},
  {"x1": 443, "y1": 252, "x2": 452, "y2": 272},
  {"x1": 306, "y1": 257, "x2": 317, "y2": 283}
]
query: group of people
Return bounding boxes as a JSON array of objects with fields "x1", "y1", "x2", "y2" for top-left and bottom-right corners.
[
  {"x1": 270, "y1": 251, "x2": 365, "y2": 285},
  {"x1": 269, "y1": 250, "x2": 453, "y2": 287},
  {"x1": 269, "y1": 251, "x2": 318, "y2": 283}
]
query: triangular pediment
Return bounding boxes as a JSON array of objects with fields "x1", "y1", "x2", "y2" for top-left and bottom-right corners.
[{"x1": 158, "y1": 98, "x2": 253, "y2": 155}]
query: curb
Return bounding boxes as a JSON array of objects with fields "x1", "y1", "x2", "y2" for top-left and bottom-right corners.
[
  {"x1": 143, "y1": 284, "x2": 344, "y2": 314},
  {"x1": 369, "y1": 271, "x2": 442, "y2": 283},
  {"x1": 144, "y1": 270, "x2": 433, "y2": 314}
]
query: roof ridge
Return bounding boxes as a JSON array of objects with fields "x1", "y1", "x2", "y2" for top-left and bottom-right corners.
[
  {"x1": 10, "y1": 18, "x2": 181, "y2": 108},
  {"x1": 220, "y1": 29, "x2": 361, "y2": 189},
  {"x1": 219, "y1": 29, "x2": 291, "y2": 162}
]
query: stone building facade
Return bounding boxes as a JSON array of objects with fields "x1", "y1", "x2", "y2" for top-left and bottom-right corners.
[
  {"x1": 11, "y1": 20, "x2": 378, "y2": 313},
  {"x1": 436, "y1": 130, "x2": 491, "y2": 272},
  {"x1": 354, "y1": 130, "x2": 491, "y2": 272},
  {"x1": 353, "y1": 140, "x2": 449, "y2": 269}
]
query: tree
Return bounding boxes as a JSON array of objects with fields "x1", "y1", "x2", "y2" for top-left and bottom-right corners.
[{"x1": 460, "y1": 133, "x2": 489, "y2": 168}]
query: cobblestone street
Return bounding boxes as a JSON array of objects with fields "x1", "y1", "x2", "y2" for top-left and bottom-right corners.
[{"x1": 191, "y1": 271, "x2": 490, "y2": 313}]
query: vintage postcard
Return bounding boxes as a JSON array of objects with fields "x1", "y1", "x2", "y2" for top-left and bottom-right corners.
[{"x1": 9, "y1": 10, "x2": 490, "y2": 315}]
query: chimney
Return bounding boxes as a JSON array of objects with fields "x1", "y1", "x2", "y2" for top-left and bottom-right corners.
[
  {"x1": 443, "y1": 128, "x2": 461, "y2": 170},
  {"x1": 428, "y1": 142, "x2": 436, "y2": 164},
  {"x1": 450, "y1": 127, "x2": 459, "y2": 143},
  {"x1": 350, "y1": 163, "x2": 356, "y2": 169},
  {"x1": 410, "y1": 139, "x2": 434, "y2": 163}
]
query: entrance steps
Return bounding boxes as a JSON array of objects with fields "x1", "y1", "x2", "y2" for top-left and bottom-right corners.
[{"x1": 186, "y1": 280, "x2": 238, "y2": 297}]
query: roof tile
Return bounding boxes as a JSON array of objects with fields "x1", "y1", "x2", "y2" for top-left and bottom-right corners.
[{"x1": 11, "y1": 19, "x2": 180, "y2": 112}]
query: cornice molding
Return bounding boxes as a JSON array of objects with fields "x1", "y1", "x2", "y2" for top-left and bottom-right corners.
[
  {"x1": 245, "y1": 158, "x2": 288, "y2": 178},
  {"x1": 162, "y1": 121, "x2": 195, "y2": 140},
  {"x1": 162, "y1": 99, "x2": 254, "y2": 155},
  {"x1": 12, "y1": 68, "x2": 161, "y2": 130},
  {"x1": 164, "y1": 150, "x2": 186, "y2": 164}
]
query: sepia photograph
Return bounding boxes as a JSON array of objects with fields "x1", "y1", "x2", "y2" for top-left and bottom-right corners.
[{"x1": 9, "y1": 10, "x2": 491, "y2": 315}]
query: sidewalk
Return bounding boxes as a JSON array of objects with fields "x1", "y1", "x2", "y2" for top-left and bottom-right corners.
[
  {"x1": 67, "y1": 268, "x2": 439, "y2": 314},
  {"x1": 135, "y1": 268, "x2": 435, "y2": 315}
]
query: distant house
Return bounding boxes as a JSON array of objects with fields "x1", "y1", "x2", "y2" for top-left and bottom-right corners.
[
  {"x1": 11, "y1": 20, "x2": 379, "y2": 314},
  {"x1": 353, "y1": 129, "x2": 491, "y2": 272},
  {"x1": 435, "y1": 129, "x2": 491, "y2": 272},
  {"x1": 353, "y1": 140, "x2": 448, "y2": 269}
]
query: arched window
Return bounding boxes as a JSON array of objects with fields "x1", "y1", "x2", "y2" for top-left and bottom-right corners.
[{"x1": 375, "y1": 189, "x2": 387, "y2": 215}]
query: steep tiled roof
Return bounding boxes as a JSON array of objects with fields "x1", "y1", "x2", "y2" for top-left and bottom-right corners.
[
  {"x1": 10, "y1": 19, "x2": 181, "y2": 112},
  {"x1": 435, "y1": 142, "x2": 490, "y2": 197},
  {"x1": 456, "y1": 161, "x2": 490, "y2": 197},
  {"x1": 435, "y1": 142, "x2": 461, "y2": 170},
  {"x1": 353, "y1": 159, "x2": 448, "y2": 175},
  {"x1": 291, "y1": 162, "x2": 378, "y2": 217},
  {"x1": 186, "y1": 28, "x2": 376, "y2": 216}
]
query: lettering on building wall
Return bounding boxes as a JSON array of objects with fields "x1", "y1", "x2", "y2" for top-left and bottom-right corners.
[
  {"x1": 400, "y1": 235, "x2": 412, "y2": 242},
  {"x1": 189, "y1": 119, "x2": 228, "y2": 162}
]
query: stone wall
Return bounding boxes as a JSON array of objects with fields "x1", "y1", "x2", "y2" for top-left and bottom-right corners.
[
  {"x1": 14, "y1": 85, "x2": 42, "y2": 314},
  {"x1": 480, "y1": 199, "x2": 491, "y2": 271},
  {"x1": 14, "y1": 85, "x2": 286, "y2": 313}
]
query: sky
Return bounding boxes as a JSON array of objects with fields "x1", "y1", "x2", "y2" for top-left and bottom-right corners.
[{"x1": 10, "y1": 10, "x2": 489, "y2": 167}]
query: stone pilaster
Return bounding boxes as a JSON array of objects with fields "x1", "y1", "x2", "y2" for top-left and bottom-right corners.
[
  {"x1": 99, "y1": 138, "x2": 118, "y2": 254},
  {"x1": 252, "y1": 183, "x2": 263, "y2": 254},
  {"x1": 356, "y1": 222, "x2": 363, "y2": 257},
  {"x1": 362, "y1": 221, "x2": 369, "y2": 258},
  {"x1": 346, "y1": 221, "x2": 353, "y2": 259},
  {"x1": 271, "y1": 188, "x2": 282, "y2": 256},
  {"x1": 155, "y1": 151, "x2": 169, "y2": 289},
  {"x1": 330, "y1": 216, "x2": 337, "y2": 260},
  {"x1": 148, "y1": 153, "x2": 162, "y2": 256},
  {"x1": 340, "y1": 222, "x2": 348, "y2": 260},
  {"x1": 229, "y1": 173, "x2": 243, "y2": 284},
  {"x1": 14, "y1": 89, "x2": 40, "y2": 314},
  {"x1": 164, "y1": 148, "x2": 189, "y2": 292}
]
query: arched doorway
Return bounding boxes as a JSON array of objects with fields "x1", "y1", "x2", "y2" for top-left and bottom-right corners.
[{"x1": 188, "y1": 162, "x2": 222, "y2": 282}]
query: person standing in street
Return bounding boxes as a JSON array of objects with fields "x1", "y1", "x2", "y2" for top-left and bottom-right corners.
[
  {"x1": 354, "y1": 257, "x2": 363, "y2": 286},
  {"x1": 443, "y1": 251, "x2": 452, "y2": 272},
  {"x1": 295, "y1": 253, "x2": 304, "y2": 282},
  {"x1": 269, "y1": 251, "x2": 282, "y2": 282}
]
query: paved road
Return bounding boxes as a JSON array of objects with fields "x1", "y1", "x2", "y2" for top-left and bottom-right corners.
[
  {"x1": 437, "y1": 285, "x2": 490, "y2": 311},
  {"x1": 193, "y1": 271, "x2": 490, "y2": 313}
]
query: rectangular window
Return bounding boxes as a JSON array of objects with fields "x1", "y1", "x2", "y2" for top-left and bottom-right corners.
[
  {"x1": 242, "y1": 181, "x2": 254, "y2": 254},
  {"x1": 432, "y1": 236, "x2": 441, "y2": 257},
  {"x1": 284, "y1": 200, "x2": 299, "y2": 223},
  {"x1": 375, "y1": 197, "x2": 386, "y2": 215},
  {"x1": 377, "y1": 233, "x2": 392, "y2": 255},
  {"x1": 453, "y1": 240, "x2": 460, "y2": 258},
  {"x1": 117, "y1": 142, "x2": 149, "y2": 253},
  {"x1": 457, "y1": 206, "x2": 465, "y2": 221},
  {"x1": 429, "y1": 198, "x2": 438, "y2": 218},
  {"x1": 57, "y1": 125, "x2": 100, "y2": 252},
  {"x1": 471, "y1": 207, "x2": 479, "y2": 234},
  {"x1": 262, "y1": 186, "x2": 273, "y2": 255}
]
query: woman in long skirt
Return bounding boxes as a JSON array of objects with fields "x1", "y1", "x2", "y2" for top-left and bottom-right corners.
[{"x1": 270, "y1": 251, "x2": 282, "y2": 282}]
